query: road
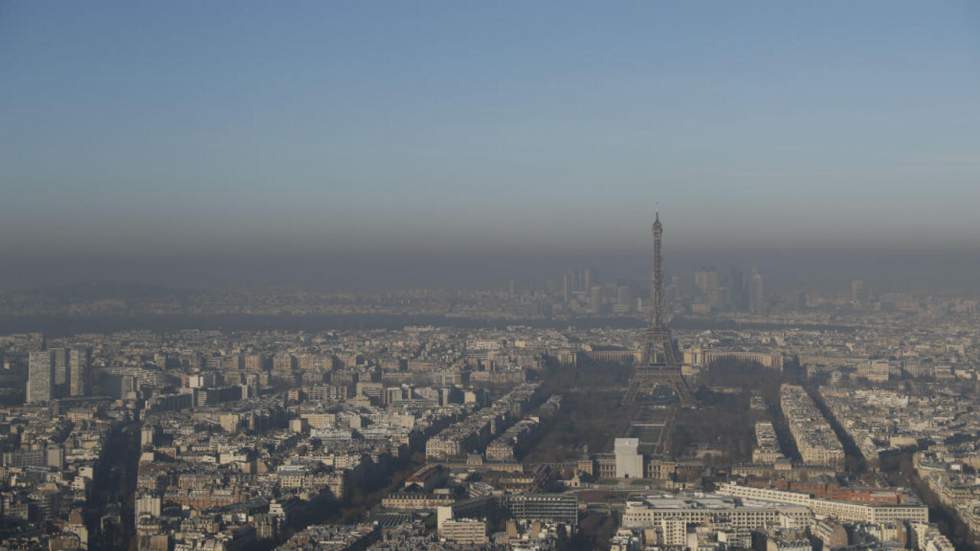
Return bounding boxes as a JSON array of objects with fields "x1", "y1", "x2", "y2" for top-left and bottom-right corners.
[{"x1": 88, "y1": 420, "x2": 140, "y2": 551}]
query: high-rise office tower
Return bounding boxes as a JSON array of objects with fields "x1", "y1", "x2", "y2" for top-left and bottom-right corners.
[
  {"x1": 69, "y1": 348, "x2": 91, "y2": 397},
  {"x1": 616, "y1": 285, "x2": 633, "y2": 312},
  {"x1": 694, "y1": 268, "x2": 722, "y2": 308},
  {"x1": 694, "y1": 269, "x2": 717, "y2": 294},
  {"x1": 51, "y1": 348, "x2": 69, "y2": 396},
  {"x1": 27, "y1": 350, "x2": 55, "y2": 403},
  {"x1": 583, "y1": 268, "x2": 594, "y2": 293},
  {"x1": 590, "y1": 286, "x2": 603, "y2": 314},
  {"x1": 850, "y1": 279, "x2": 866, "y2": 303},
  {"x1": 749, "y1": 269, "x2": 765, "y2": 314},
  {"x1": 727, "y1": 266, "x2": 746, "y2": 311},
  {"x1": 796, "y1": 290, "x2": 809, "y2": 310},
  {"x1": 561, "y1": 273, "x2": 572, "y2": 303}
]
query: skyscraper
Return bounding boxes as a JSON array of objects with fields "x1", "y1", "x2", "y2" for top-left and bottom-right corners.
[
  {"x1": 850, "y1": 279, "x2": 866, "y2": 304},
  {"x1": 589, "y1": 286, "x2": 603, "y2": 314},
  {"x1": 750, "y1": 269, "x2": 765, "y2": 314},
  {"x1": 727, "y1": 266, "x2": 747, "y2": 311},
  {"x1": 28, "y1": 350, "x2": 55, "y2": 403},
  {"x1": 616, "y1": 285, "x2": 633, "y2": 312},
  {"x1": 694, "y1": 268, "x2": 722, "y2": 309},
  {"x1": 51, "y1": 348, "x2": 69, "y2": 396},
  {"x1": 69, "y1": 348, "x2": 91, "y2": 397}
]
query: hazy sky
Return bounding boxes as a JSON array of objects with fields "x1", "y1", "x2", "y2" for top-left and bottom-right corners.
[{"x1": 2, "y1": 2, "x2": 980, "y2": 271}]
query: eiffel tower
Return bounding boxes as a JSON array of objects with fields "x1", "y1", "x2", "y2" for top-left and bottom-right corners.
[{"x1": 624, "y1": 213, "x2": 693, "y2": 405}]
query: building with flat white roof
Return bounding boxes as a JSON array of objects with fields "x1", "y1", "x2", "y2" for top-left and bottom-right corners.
[
  {"x1": 717, "y1": 483, "x2": 928, "y2": 524},
  {"x1": 621, "y1": 493, "x2": 811, "y2": 531}
]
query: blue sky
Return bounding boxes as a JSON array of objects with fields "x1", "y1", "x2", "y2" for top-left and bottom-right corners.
[{"x1": 2, "y1": 1, "x2": 980, "y2": 259}]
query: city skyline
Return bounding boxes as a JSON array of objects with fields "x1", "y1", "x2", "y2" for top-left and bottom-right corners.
[
  {"x1": 4, "y1": 244, "x2": 980, "y2": 294},
  {"x1": 2, "y1": 4, "x2": 979, "y2": 551}
]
